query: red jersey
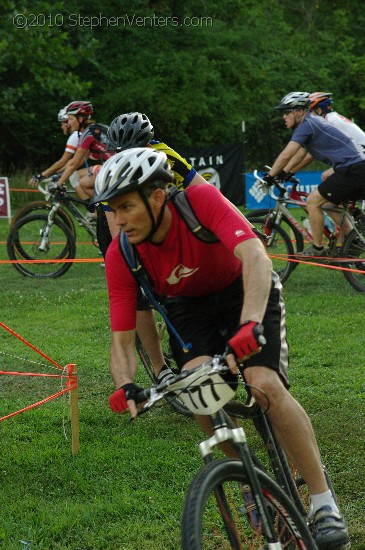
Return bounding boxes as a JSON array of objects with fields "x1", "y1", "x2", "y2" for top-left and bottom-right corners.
[{"x1": 106, "y1": 184, "x2": 258, "y2": 331}]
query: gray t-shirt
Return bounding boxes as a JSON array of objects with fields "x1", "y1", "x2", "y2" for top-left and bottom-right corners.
[{"x1": 292, "y1": 113, "x2": 365, "y2": 168}]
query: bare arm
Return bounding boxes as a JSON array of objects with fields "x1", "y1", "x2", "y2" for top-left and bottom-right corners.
[
  {"x1": 27, "y1": 151, "x2": 74, "y2": 186},
  {"x1": 285, "y1": 150, "x2": 313, "y2": 174},
  {"x1": 41, "y1": 151, "x2": 74, "y2": 178},
  {"x1": 109, "y1": 330, "x2": 139, "y2": 388},
  {"x1": 56, "y1": 148, "x2": 87, "y2": 186},
  {"x1": 226, "y1": 238, "x2": 272, "y2": 372},
  {"x1": 235, "y1": 238, "x2": 272, "y2": 323},
  {"x1": 269, "y1": 140, "x2": 303, "y2": 176}
]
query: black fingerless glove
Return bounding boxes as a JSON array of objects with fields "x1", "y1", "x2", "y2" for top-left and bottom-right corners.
[
  {"x1": 276, "y1": 170, "x2": 299, "y2": 184},
  {"x1": 262, "y1": 173, "x2": 275, "y2": 186}
]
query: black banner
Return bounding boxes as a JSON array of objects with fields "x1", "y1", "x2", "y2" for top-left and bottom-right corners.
[{"x1": 176, "y1": 143, "x2": 245, "y2": 205}]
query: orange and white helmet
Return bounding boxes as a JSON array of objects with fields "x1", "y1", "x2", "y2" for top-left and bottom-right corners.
[{"x1": 308, "y1": 92, "x2": 332, "y2": 111}]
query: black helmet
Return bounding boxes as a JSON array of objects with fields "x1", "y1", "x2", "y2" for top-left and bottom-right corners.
[
  {"x1": 274, "y1": 91, "x2": 310, "y2": 111},
  {"x1": 92, "y1": 147, "x2": 173, "y2": 204},
  {"x1": 107, "y1": 112, "x2": 154, "y2": 150}
]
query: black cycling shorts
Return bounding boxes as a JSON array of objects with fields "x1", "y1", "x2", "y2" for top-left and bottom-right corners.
[
  {"x1": 319, "y1": 160, "x2": 365, "y2": 204},
  {"x1": 164, "y1": 275, "x2": 289, "y2": 387}
]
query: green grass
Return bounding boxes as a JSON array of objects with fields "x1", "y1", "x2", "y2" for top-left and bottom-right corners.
[{"x1": 1, "y1": 216, "x2": 365, "y2": 549}]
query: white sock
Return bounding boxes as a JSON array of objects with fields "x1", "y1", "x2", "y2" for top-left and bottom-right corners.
[{"x1": 309, "y1": 490, "x2": 339, "y2": 518}]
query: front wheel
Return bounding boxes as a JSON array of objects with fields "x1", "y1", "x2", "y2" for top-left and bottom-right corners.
[
  {"x1": 7, "y1": 213, "x2": 76, "y2": 278},
  {"x1": 181, "y1": 458, "x2": 316, "y2": 549},
  {"x1": 248, "y1": 217, "x2": 295, "y2": 283},
  {"x1": 11, "y1": 201, "x2": 76, "y2": 236},
  {"x1": 246, "y1": 209, "x2": 304, "y2": 254},
  {"x1": 341, "y1": 228, "x2": 365, "y2": 292}
]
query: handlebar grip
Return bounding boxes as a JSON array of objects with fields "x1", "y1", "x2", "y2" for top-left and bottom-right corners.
[
  {"x1": 253, "y1": 324, "x2": 267, "y2": 346},
  {"x1": 135, "y1": 388, "x2": 150, "y2": 403}
]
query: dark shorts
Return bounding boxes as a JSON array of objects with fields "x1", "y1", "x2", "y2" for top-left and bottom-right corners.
[
  {"x1": 164, "y1": 275, "x2": 289, "y2": 387},
  {"x1": 319, "y1": 160, "x2": 365, "y2": 204}
]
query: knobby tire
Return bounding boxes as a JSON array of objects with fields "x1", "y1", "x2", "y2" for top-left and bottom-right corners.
[
  {"x1": 181, "y1": 458, "x2": 316, "y2": 549},
  {"x1": 7, "y1": 213, "x2": 76, "y2": 278}
]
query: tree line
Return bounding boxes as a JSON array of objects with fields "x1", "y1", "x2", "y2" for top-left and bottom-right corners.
[{"x1": 1, "y1": 0, "x2": 365, "y2": 173}]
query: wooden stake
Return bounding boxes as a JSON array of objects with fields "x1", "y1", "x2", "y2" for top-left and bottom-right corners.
[{"x1": 67, "y1": 364, "x2": 80, "y2": 455}]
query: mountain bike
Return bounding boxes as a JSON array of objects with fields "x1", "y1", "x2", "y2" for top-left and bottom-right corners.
[
  {"x1": 10, "y1": 176, "x2": 79, "y2": 234},
  {"x1": 247, "y1": 171, "x2": 365, "y2": 292},
  {"x1": 7, "y1": 179, "x2": 99, "y2": 278},
  {"x1": 134, "y1": 355, "x2": 320, "y2": 549}
]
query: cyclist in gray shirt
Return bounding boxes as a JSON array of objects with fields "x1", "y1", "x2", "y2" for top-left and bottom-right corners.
[{"x1": 263, "y1": 91, "x2": 365, "y2": 257}]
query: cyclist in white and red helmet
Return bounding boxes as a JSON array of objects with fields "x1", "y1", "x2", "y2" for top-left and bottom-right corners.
[
  {"x1": 28, "y1": 106, "x2": 81, "y2": 188},
  {"x1": 55, "y1": 101, "x2": 113, "y2": 200}
]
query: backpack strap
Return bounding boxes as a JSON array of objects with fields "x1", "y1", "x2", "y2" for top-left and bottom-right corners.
[
  {"x1": 118, "y1": 231, "x2": 154, "y2": 292},
  {"x1": 168, "y1": 187, "x2": 219, "y2": 243},
  {"x1": 118, "y1": 230, "x2": 192, "y2": 352}
]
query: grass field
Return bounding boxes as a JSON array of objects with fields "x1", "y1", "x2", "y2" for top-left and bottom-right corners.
[{"x1": 0, "y1": 214, "x2": 364, "y2": 550}]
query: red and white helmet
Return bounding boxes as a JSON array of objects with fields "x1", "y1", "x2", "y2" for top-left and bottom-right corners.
[{"x1": 65, "y1": 101, "x2": 93, "y2": 117}]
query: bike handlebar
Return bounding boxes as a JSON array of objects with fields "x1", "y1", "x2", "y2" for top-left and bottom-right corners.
[
  {"x1": 253, "y1": 170, "x2": 287, "y2": 194},
  {"x1": 135, "y1": 353, "x2": 233, "y2": 416}
]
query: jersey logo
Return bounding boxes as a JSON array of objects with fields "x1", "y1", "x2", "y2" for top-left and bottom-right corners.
[{"x1": 166, "y1": 264, "x2": 199, "y2": 284}]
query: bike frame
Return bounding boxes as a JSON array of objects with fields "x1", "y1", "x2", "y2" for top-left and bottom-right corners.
[
  {"x1": 37, "y1": 182, "x2": 97, "y2": 245},
  {"x1": 254, "y1": 172, "x2": 365, "y2": 259}
]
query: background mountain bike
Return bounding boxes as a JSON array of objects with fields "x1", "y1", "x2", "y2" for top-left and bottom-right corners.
[
  {"x1": 247, "y1": 171, "x2": 365, "y2": 291},
  {"x1": 7, "y1": 179, "x2": 99, "y2": 278},
  {"x1": 133, "y1": 355, "x2": 333, "y2": 549}
]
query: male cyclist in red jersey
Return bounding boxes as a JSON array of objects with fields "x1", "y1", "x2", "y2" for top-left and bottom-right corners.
[
  {"x1": 95, "y1": 112, "x2": 210, "y2": 383},
  {"x1": 91, "y1": 147, "x2": 349, "y2": 550}
]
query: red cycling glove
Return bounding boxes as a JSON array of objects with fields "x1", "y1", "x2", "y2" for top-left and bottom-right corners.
[
  {"x1": 228, "y1": 321, "x2": 266, "y2": 359},
  {"x1": 109, "y1": 383, "x2": 143, "y2": 413}
]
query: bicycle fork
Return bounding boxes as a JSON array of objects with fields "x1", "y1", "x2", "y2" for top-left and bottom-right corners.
[
  {"x1": 200, "y1": 411, "x2": 285, "y2": 548},
  {"x1": 38, "y1": 203, "x2": 60, "y2": 252}
]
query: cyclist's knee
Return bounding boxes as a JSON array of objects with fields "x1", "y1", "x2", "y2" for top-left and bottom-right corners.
[
  {"x1": 307, "y1": 189, "x2": 325, "y2": 209},
  {"x1": 244, "y1": 366, "x2": 287, "y2": 407}
]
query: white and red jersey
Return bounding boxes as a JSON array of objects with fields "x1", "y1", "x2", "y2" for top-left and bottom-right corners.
[
  {"x1": 105, "y1": 184, "x2": 258, "y2": 331},
  {"x1": 65, "y1": 131, "x2": 79, "y2": 155},
  {"x1": 326, "y1": 111, "x2": 365, "y2": 151}
]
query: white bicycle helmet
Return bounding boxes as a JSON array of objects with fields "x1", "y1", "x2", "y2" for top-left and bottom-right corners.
[
  {"x1": 92, "y1": 147, "x2": 173, "y2": 204},
  {"x1": 274, "y1": 91, "x2": 310, "y2": 110},
  {"x1": 58, "y1": 108, "x2": 68, "y2": 122}
]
